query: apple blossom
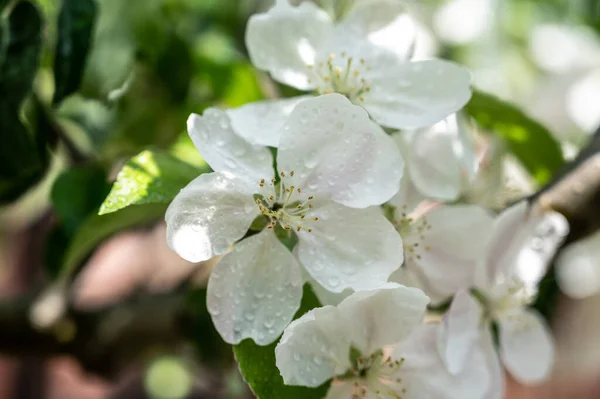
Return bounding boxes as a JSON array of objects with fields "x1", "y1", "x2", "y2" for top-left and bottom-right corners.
[
  {"x1": 390, "y1": 201, "x2": 494, "y2": 305},
  {"x1": 276, "y1": 284, "x2": 495, "y2": 399},
  {"x1": 230, "y1": 0, "x2": 472, "y2": 148},
  {"x1": 165, "y1": 94, "x2": 404, "y2": 345},
  {"x1": 438, "y1": 202, "x2": 570, "y2": 389}
]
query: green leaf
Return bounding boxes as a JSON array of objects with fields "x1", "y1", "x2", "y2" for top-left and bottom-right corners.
[
  {"x1": 0, "y1": 1, "x2": 45, "y2": 203},
  {"x1": 60, "y1": 203, "x2": 167, "y2": 277},
  {"x1": 0, "y1": 17, "x2": 7, "y2": 66},
  {"x1": 99, "y1": 150, "x2": 208, "y2": 215},
  {"x1": 51, "y1": 165, "x2": 110, "y2": 234},
  {"x1": 465, "y1": 90, "x2": 565, "y2": 185},
  {"x1": 233, "y1": 285, "x2": 331, "y2": 399},
  {"x1": 52, "y1": 0, "x2": 98, "y2": 105},
  {"x1": 0, "y1": 1, "x2": 42, "y2": 104}
]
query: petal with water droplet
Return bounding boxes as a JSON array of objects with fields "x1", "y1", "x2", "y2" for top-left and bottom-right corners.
[
  {"x1": 276, "y1": 305, "x2": 350, "y2": 387},
  {"x1": 188, "y1": 109, "x2": 274, "y2": 182},
  {"x1": 295, "y1": 202, "x2": 403, "y2": 293},
  {"x1": 277, "y1": 94, "x2": 403, "y2": 208},
  {"x1": 207, "y1": 230, "x2": 303, "y2": 345},
  {"x1": 363, "y1": 58, "x2": 472, "y2": 129},
  {"x1": 165, "y1": 172, "x2": 259, "y2": 262}
]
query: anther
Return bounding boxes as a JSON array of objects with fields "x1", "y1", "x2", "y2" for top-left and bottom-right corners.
[{"x1": 290, "y1": 170, "x2": 295, "y2": 176}]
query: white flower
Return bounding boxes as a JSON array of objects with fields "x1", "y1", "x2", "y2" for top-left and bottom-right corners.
[
  {"x1": 384, "y1": 122, "x2": 493, "y2": 304},
  {"x1": 230, "y1": 0, "x2": 472, "y2": 147},
  {"x1": 556, "y1": 230, "x2": 600, "y2": 299},
  {"x1": 275, "y1": 284, "x2": 494, "y2": 398},
  {"x1": 438, "y1": 202, "x2": 570, "y2": 389},
  {"x1": 389, "y1": 201, "x2": 494, "y2": 305},
  {"x1": 391, "y1": 114, "x2": 479, "y2": 203},
  {"x1": 165, "y1": 94, "x2": 404, "y2": 345}
]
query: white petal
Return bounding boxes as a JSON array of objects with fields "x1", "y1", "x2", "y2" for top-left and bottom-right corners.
[
  {"x1": 295, "y1": 202, "x2": 403, "y2": 292},
  {"x1": 187, "y1": 110, "x2": 274, "y2": 181},
  {"x1": 477, "y1": 201, "x2": 569, "y2": 297},
  {"x1": 226, "y1": 96, "x2": 312, "y2": 147},
  {"x1": 476, "y1": 201, "x2": 529, "y2": 290},
  {"x1": 337, "y1": 284, "x2": 429, "y2": 354},
  {"x1": 324, "y1": 381, "x2": 355, "y2": 399},
  {"x1": 165, "y1": 172, "x2": 259, "y2": 262},
  {"x1": 407, "y1": 119, "x2": 472, "y2": 201},
  {"x1": 407, "y1": 205, "x2": 494, "y2": 301},
  {"x1": 556, "y1": 231, "x2": 600, "y2": 299},
  {"x1": 303, "y1": 269, "x2": 353, "y2": 307},
  {"x1": 437, "y1": 290, "x2": 483, "y2": 375},
  {"x1": 498, "y1": 308, "x2": 555, "y2": 384},
  {"x1": 363, "y1": 59, "x2": 472, "y2": 129},
  {"x1": 207, "y1": 230, "x2": 303, "y2": 345},
  {"x1": 276, "y1": 305, "x2": 351, "y2": 387},
  {"x1": 388, "y1": 132, "x2": 426, "y2": 212},
  {"x1": 393, "y1": 324, "x2": 495, "y2": 399},
  {"x1": 277, "y1": 93, "x2": 403, "y2": 208},
  {"x1": 477, "y1": 330, "x2": 506, "y2": 399},
  {"x1": 245, "y1": 0, "x2": 332, "y2": 90},
  {"x1": 336, "y1": 0, "x2": 416, "y2": 59}
]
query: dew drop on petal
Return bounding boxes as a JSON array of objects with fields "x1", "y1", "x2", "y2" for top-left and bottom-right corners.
[{"x1": 304, "y1": 150, "x2": 319, "y2": 169}]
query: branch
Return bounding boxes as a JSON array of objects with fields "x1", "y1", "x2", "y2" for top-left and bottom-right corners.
[{"x1": 530, "y1": 127, "x2": 600, "y2": 244}]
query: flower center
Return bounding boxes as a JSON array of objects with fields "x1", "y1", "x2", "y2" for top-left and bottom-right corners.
[
  {"x1": 487, "y1": 278, "x2": 531, "y2": 319},
  {"x1": 346, "y1": 352, "x2": 408, "y2": 399},
  {"x1": 254, "y1": 170, "x2": 318, "y2": 233},
  {"x1": 307, "y1": 52, "x2": 372, "y2": 102},
  {"x1": 394, "y1": 207, "x2": 433, "y2": 264}
]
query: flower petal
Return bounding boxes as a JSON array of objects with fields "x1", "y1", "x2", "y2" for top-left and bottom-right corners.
[
  {"x1": 363, "y1": 58, "x2": 472, "y2": 129},
  {"x1": 388, "y1": 132, "x2": 426, "y2": 212},
  {"x1": 498, "y1": 308, "x2": 555, "y2": 384},
  {"x1": 324, "y1": 381, "x2": 354, "y2": 399},
  {"x1": 393, "y1": 324, "x2": 496, "y2": 399},
  {"x1": 276, "y1": 305, "x2": 351, "y2": 387},
  {"x1": 407, "y1": 205, "x2": 494, "y2": 302},
  {"x1": 165, "y1": 172, "x2": 259, "y2": 262},
  {"x1": 226, "y1": 95, "x2": 312, "y2": 147},
  {"x1": 407, "y1": 118, "x2": 475, "y2": 201},
  {"x1": 246, "y1": 0, "x2": 332, "y2": 90},
  {"x1": 278, "y1": 93, "x2": 403, "y2": 208},
  {"x1": 437, "y1": 290, "x2": 483, "y2": 375},
  {"x1": 187, "y1": 110, "x2": 274, "y2": 181},
  {"x1": 337, "y1": 284, "x2": 429, "y2": 355},
  {"x1": 303, "y1": 269, "x2": 353, "y2": 307},
  {"x1": 295, "y1": 202, "x2": 403, "y2": 292},
  {"x1": 207, "y1": 230, "x2": 303, "y2": 345},
  {"x1": 336, "y1": 0, "x2": 416, "y2": 59},
  {"x1": 477, "y1": 201, "x2": 569, "y2": 297},
  {"x1": 556, "y1": 230, "x2": 600, "y2": 299}
]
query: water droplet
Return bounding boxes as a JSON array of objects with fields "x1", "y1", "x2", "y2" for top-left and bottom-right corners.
[
  {"x1": 305, "y1": 150, "x2": 319, "y2": 169},
  {"x1": 313, "y1": 356, "x2": 323, "y2": 365},
  {"x1": 245, "y1": 313, "x2": 255, "y2": 321},
  {"x1": 264, "y1": 319, "x2": 275, "y2": 328},
  {"x1": 293, "y1": 353, "x2": 301, "y2": 361},
  {"x1": 328, "y1": 276, "x2": 340, "y2": 288}
]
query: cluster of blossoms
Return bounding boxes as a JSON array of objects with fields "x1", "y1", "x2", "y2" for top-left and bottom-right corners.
[{"x1": 165, "y1": 0, "x2": 580, "y2": 397}]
